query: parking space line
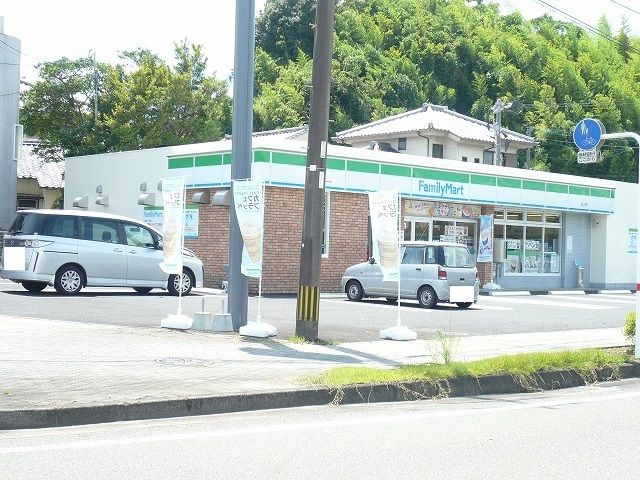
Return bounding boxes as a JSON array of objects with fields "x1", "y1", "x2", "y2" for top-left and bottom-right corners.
[{"x1": 479, "y1": 296, "x2": 616, "y2": 310}]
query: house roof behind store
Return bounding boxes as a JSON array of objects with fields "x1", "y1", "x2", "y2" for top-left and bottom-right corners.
[
  {"x1": 224, "y1": 125, "x2": 308, "y2": 142},
  {"x1": 334, "y1": 103, "x2": 536, "y2": 147},
  {"x1": 18, "y1": 138, "x2": 65, "y2": 189}
]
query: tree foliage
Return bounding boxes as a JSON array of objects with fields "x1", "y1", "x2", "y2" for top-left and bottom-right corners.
[
  {"x1": 21, "y1": 42, "x2": 232, "y2": 159},
  {"x1": 254, "y1": 0, "x2": 640, "y2": 182}
]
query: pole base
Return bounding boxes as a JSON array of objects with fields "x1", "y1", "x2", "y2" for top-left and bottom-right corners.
[
  {"x1": 161, "y1": 313, "x2": 193, "y2": 330},
  {"x1": 239, "y1": 321, "x2": 277, "y2": 338},
  {"x1": 295, "y1": 320, "x2": 319, "y2": 341},
  {"x1": 379, "y1": 325, "x2": 417, "y2": 341}
]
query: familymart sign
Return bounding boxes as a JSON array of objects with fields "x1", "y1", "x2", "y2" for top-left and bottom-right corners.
[{"x1": 168, "y1": 149, "x2": 615, "y2": 214}]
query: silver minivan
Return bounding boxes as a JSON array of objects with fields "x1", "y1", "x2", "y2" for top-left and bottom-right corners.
[
  {"x1": 1, "y1": 209, "x2": 204, "y2": 295},
  {"x1": 341, "y1": 241, "x2": 479, "y2": 308}
]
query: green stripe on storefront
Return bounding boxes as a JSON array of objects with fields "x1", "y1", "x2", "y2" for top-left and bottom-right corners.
[
  {"x1": 253, "y1": 150, "x2": 270, "y2": 163},
  {"x1": 413, "y1": 168, "x2": 468, "y2": 183},
  {"x1": 222, "y1": 153, "x2": 232, "y2": 165},
  {"x1": 470, "y1": 174, "x2": 496, "y2": 186},
  {"x1": 194, "y1": 154, "x2": 222, "y2": 167},
  {"x1": 381, "y1": 164, "x2": 411, "y2": 177},
  {"x1": 523, "y1": 180, "x2": 545, "y2": 191},
  {"x1": 327, "y1": 158, "x2": 345, "y2": 170},
  {"x1": 569, "y1": 185, "x2": 589, "y2": 196},
  {"x1": 546, "y1": 183, "x2": 569, "y2": 194},
  {"x1": 497, "y1": 177, "x2": 521, "y2": 189},
  {"x1": 347, "y1": 160, "x2": 379, "y2": 174},
  {"x1": 591, "y1": 187, "x2": 612, "y2": 198},
  {"x1": 168, "y1": 156, "x2": 194, "y2": 169},
  {"x1": 272, "y1": 152, "x2": 307, "y2": 166}
]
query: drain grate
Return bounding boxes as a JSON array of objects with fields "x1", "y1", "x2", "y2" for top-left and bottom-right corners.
[{"x1": 155, "y1": 357, "x2": 217, "y2": 367}]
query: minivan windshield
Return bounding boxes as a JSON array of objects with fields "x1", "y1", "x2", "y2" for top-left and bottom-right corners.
[
  {"x1": 442, "y1": 246, "x2": 474, "y2": 268},
  {"x1": 7, "y1": 212, "x2": 43, "y2": 235}
]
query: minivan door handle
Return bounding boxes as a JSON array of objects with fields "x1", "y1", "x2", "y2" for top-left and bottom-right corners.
[
  {"x1": 127, "y1": 250, "x2": 137, "y2": 254},
  {"x1": 415, "y1": 267, "x2": 421, "y2": 271},
  {"x1": 113, "y1": 248, "x2": 124, "y2": 253}
]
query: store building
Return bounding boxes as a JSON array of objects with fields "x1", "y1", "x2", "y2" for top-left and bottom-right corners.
[{"x1": 64, "y1": 131, "x2": 633, "y2": 294}]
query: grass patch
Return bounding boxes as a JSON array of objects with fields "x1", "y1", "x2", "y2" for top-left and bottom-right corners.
[
  {"x1": 286, "y1": 335, "x2": 340, "y2": 346},
  {"x1": 309, "y1": 349, "x2": 632, "y2": 387}
]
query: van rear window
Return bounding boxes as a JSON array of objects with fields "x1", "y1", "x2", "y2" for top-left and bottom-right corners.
[{"x1": 7, "y1": 212, "x2": 44, "y2": 235}]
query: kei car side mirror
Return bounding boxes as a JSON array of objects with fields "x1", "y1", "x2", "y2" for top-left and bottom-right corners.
[{"x1": 368, "y1": 256, "x2": 376, "y2": 264}]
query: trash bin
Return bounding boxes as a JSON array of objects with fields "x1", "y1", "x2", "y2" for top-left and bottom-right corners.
[{"x1": 577, "y1": 266, "x2": 585, "y2": 288}]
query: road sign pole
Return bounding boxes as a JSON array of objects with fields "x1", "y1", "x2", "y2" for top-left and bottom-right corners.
[{"x1": 601, "y1": 132, "x2": 640, "y2": 358}]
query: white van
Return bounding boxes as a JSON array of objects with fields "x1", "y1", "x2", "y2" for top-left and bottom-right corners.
[{"x1": 1, "y1": 209, "x2": 204, "y2": 295}]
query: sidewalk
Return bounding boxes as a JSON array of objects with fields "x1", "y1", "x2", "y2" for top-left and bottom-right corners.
[{"x1": 0, "y1": 314, "x2": 631, "y2": 428}]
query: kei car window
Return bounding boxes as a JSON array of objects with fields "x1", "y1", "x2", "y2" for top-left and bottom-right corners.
[
  {"x1": 402, "y1": 246, "x2": 425, "y2": 265},
  {"x1": 442, "y1": 246, "x2": 474, "y2": 268},
  {"x1": 124, "y1": 223, "x2": 156, "y2": 248}
]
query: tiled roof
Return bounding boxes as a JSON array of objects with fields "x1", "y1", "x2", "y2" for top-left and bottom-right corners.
[
  {"x1": 224, "y1": 125, "x2": 308, "y2": 141},
  {"x1": 17, "y1": 139, "x2": 65, "y2": 189},
  {"x1": 335, "y1": 104, "x2": 535, "y2": 147}
]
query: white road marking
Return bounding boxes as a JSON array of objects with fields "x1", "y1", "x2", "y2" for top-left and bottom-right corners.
[
  {"x1": 2, "y1": 388, "x2": 639, "y2": 454},
  {"x1": 479, "y1": 296, "x2": 616, "y2": 310}
]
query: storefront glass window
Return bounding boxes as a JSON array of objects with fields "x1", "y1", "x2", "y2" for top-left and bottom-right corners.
[
  {"x1": 524, "y1": 226, "x2": 543, "y2": 273},
  {"x1": 415, "y1": 222, "x2": 430, "y2": 241},
  {"x1": 494, "y1": 210, "x2": 505, "y2": 221},
  {"x1": 526, "y1": 211, "x2": 543, "y2": 223},
  {"x1": 545, "y1": 213, "x2": 561, "y2": 224},
  {"x1": 403, "y1": 221, "x2": 412, "y2": 241},
  {"x1": 506, "y1": 211, "x2": 523, "y2": 221},
  {"x1": 543, "y1": 228, "x2": 561, "y2": 273},
  {"x1": 505, "y1": 224, "x2": 523, "y2": 273}
]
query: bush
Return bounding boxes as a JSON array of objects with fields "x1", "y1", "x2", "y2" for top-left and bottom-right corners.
[{"x1": 624, "y1": 312, "x2": 636, "y2": 343}]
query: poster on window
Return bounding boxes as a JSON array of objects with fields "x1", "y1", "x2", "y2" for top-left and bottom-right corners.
[
  {"x1": 629, "y1": 228, "x2": 638, "y2": 254},
  {"x1": 369, "y1": 190, "x2": 400, "y2": 281},
  {"x1": 477, "y1": 215, "x2": 493, "y2": 262},
  {"x1": 233, "y1": 180, "x2": 265, "y2": 278},
  {"x1": 159, "y1": 177, "x2": 185, "y2": 275}
]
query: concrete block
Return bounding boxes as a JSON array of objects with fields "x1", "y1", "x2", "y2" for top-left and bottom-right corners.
[
  {"x1": 192, "y1": 312, "x2": 213, "y2": 331},
  {"x1": 212, "y1": 313, "x2": 233, "y2": 332}
]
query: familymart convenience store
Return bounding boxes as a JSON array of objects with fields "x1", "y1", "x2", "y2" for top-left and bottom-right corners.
[{"x1": 64, "y1": 136, "x2": 633, "y2": 293}]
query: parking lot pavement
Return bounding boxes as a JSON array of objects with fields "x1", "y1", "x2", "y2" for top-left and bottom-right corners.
[{"x1": 0, "y1": 279, "x2": 633, "y2": 343}]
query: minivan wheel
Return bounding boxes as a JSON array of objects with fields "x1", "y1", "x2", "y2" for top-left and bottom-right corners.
[
  {"x1": 346, "y1": 280, "x2": 364, "y2": 301},
  {"x1": 417, "y1": 286, "x2": 437, "y2": 309},
  {"x1": 133, "y1": 287, "x2": 153, "y2": 294},
  {"x1": 22, "y1": 281, "x2": 47, "y2": 293},
  {"x1": 168, "y1": 271, "x2": 193, "y2": 296},
  {"x1": 456, "y1": 302, "x2": 472, "y2": 309},
  {"x1": 54, "y1": 266, "x2": 83, "y2": 295}
]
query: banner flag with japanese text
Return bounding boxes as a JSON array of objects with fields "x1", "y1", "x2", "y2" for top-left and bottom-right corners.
[
  {"x1": 477, "y1": 214, "x2": 493, "y2": 262},
  {"x1": 233, "y1": 180, "x2": 265, "y2": 278},
  {"x1": 368, "y1": 190, "x2": 400, "y2": 281},
  {"x1": 159, "y1": 177, "x2": 185, "y2": 274}
]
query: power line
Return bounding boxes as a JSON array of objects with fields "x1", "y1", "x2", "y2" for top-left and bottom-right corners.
[
  {"x1": 530, "y1": 0, "x2": 640, "y2": 56},
  {"x1": 609, "y1": 0, "x2": 640, "y2": 16}
]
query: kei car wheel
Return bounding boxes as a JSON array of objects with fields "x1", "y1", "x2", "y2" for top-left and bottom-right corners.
[
  {"x1": 168, "y1": 271, "x2": 194, "y2": 296},
  {"x1": 54, "y1": 265, "x2": 83, "y2": 295},
  {"x1": 417, "y1": 285, "x2": 437, "y2": 309},
  {"x1": 456, "y1": 302, "x2": 472, "y2": 309},
  {"x1": 22, "y1": 281, "x2": 47, "y2": 293},
  {"x1": 346, "y1": 280, "x2": 364, "y2": 301}
]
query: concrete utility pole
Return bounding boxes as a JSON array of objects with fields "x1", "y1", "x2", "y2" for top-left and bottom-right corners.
[
  {"x1": 229, "y1": 0, "x2": 255, "y2": 330},
  {"x1": 492, "y1": 98, "x2": 504, "y2": 166},
  {"x1": 295, "y1": 0, "x2": 336, "y2": 340}
]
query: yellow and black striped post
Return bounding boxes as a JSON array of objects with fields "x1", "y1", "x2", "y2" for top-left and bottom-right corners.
[{"x1": 297, "y1": 285, "x2": 320, "y2": 322}]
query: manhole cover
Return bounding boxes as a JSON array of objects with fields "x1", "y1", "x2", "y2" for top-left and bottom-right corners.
[{"x1": 155, "y1": 357, "x2": 216, "y2": 367}]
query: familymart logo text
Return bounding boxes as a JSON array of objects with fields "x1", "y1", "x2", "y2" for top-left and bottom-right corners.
[{"x1": 417, "y1": 180, "x2": 464, "y2": 198}]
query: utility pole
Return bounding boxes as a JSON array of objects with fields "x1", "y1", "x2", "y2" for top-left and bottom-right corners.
[
  {"x1": 525, "y1": 125, "x2": 533, "y2": 169},
  {"x1": 228, "y1": 0, "x2": 255, "y2": 330},
  {"x1": 295, "y1": 0, "x2": 336, "y2": 340},
  {"x1": 492, "y1": 98, "x2": 503, "y2": 166}
]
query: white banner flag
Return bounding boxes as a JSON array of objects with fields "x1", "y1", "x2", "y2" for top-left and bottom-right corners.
[
  {"x1": 368, "y1": 190, "x2": 400, "y2": 281},
  {"x1": 233, "y1": 180, "x2": 265, "y2": 278},
  {"x1": 159, "y1": 177, "x2": 185, "y2": 274}
]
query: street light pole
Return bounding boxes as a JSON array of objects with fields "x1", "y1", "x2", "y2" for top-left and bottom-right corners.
[
  {"x1": 295, "y1": 0, "x2": 336, "y2": 340},
  {"x1": 229, "y1": 0, "x2": 255, "y2": 330},
  {"x1": 492, "y1": 98, "x2": 503, "y2": 166}
]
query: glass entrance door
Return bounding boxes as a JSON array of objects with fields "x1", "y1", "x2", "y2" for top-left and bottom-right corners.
[{"x1": 404, "y1": 219, "x2": 432, "y2": 241}]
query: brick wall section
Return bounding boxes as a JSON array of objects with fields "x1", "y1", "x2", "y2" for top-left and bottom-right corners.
[
  {"x1": 185, "y1": 187, "x2": 369, "y2": 294},
  {"x1": 477, "y1": 204, "x2": 495, "y2": 285}
]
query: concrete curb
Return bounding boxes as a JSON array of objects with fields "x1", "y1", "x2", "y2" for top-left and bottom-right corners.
[{"x1": 3, "y1": 362, "x2": 639, "y2": 431}]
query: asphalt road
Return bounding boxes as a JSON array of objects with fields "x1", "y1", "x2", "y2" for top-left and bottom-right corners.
[
  {"x1": 2, "y1": 378, "x2": 639, "y2": 480},
  {"x1": 0, "y1": 279, "x2": 634, "y2": 342}
]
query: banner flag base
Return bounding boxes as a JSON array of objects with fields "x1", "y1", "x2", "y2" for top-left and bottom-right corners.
[
  {"x1": 379, "y1": 325, "x2": 417, "y2": 341},
  {"x1": 161, "y1": 313, "x2": 193, "y2": 330},
  {"x1": 240, "y1": 321, "x2": 277, "y2": 338}
]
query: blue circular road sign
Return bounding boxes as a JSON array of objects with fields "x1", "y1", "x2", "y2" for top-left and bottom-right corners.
[{"x1": 573, "y1": 118, "x2": 605, "y2": 151}]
